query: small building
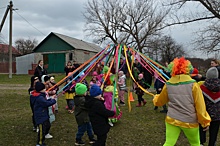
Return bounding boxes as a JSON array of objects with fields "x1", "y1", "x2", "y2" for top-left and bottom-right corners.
[
  {"x1": 32, "y1": 32, "x2": 102, "y2": 73},
  {"x1": 0, "y1": 44, "x2": 21, "y2": 73}
]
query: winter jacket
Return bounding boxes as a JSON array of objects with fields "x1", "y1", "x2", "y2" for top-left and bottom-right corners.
[
  {"x1": 31, "y1": 91, "x2": 56, "y2": 125},
  {"x1": 63, "y1": 82, "x2": 75, "y2": 94},
  {"x1": 200, "y1": 78, "x2": 220, "y2": 121},
  {"x1": 34, "y1": 65, "x2": 47, "y2": 81},
  {"x1": 103, "y1": 86, "x2": 122, "y2": 122},
  {"x1": 135, "y1": 79, "x2": 147, "y2": 96},
  {"x1": 90, "y1": 80, "x2": 101, "y2": 87},
  {"x1": 118, "y1": 75, "x2": 126, "y2": 90},
  {"x1": 64, "y1": 66, "x2": 74, "y2": 76},
  {"x1": 154, "y1": 78, "x2": 165, "y2": 93},
  {"x1": 85, "y1": 97, "x2": 115, "y2": 136},
  {"x1": 74, "y1": 95, "x2": 90, "y2": 126}
]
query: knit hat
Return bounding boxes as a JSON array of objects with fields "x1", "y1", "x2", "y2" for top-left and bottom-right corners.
[
  {"x1": 103, "y1": 66, "x2": 109, "y2": 74},
  {"x1": 191, "y1": 68, "x2": 199, "y2": 77},
  {"x1": 35, "y1": 82, "x2": 45, "y2": 92},
  {"x1": 119, "y1": 71, "x2": 124, "y2": 75},
  {"x1": 206, "y1": 67, "x2": 219, "y2": 79},
  {"x1": 90, "y1": 84, "x2": 102, "y2": 97},
  {"x1": 50, "y1": 76, "x2": 55, "y2": 81},
  {"x1": 44, "y1": 76, "x2": 50, "y2": 82},
  {"x1": 92, "y1": 71, "x2": 98, "y2": 76},
  {"x1": 75, "y1": 83, "x2": 87, "y2": 95},
  {"x1": 138, "y1": 73, "x2": 143, "y2": 79},
  {"x1": 41, "y1": 75, "x2": 50, "y2": 83}
]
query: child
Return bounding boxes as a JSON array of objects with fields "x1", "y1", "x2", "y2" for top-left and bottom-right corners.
[
  {"x1": 63, "y1": 76, "x2": 75, "y2": 114},
  {"x1": 32, "y1": 82, "x2": 56, "y2": 146},
  {"x1": 74, "y1": 83, "x2": 96, "y2": 145},
  {"x1": 85, "y1": 84, "x2": 115, "y2": 146},
  {"x1": 154, "y1": 69, "x2": 167, "y2": 113},
  {"x1": 90, "y1": 71, "x2": 101, "y2": 87},
  {"x1": 50, "y1": 76, "x2": 59, "y2": 113},
  {"x1": 64, "y1": 61, "x2": 74, "y2": 76},
  {"x1": 153, "y1": 57, "x2": 211, "y2": 146},
  {"x1": 199, "y1": 67, "x2": 220, "y2": 146},
  {"x1": 29, "y1": 76, "x2": 39, "y2": 132},
  {"x1": 135, "y1": 73, "x2": 147, "y2": 107},
  {"x1": 117, "y1": 71, "x2": 127, "y2": 106},
  {"x1": 41, "y1": 75, "x2": 56, "y2": 126},
  {"x1": 103, "y1": 75, "x2": 122, "y2": 126}
]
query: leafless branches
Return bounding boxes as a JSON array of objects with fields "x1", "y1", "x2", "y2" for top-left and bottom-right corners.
[{"x1": 83, "y1": 0, "x2": 170, "y2": 53}]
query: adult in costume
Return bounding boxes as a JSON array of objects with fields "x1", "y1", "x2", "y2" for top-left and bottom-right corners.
[{"x1": 153, "y1": 57, "x2": 211, "y2": 146}]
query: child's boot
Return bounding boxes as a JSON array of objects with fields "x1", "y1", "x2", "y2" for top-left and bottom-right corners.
[
  {"x1": 143, "y1": 100, "x2": 147, "y2": 106},
  {"x1": 136, "y1": 103, "x2": 142, "y2": 107}
]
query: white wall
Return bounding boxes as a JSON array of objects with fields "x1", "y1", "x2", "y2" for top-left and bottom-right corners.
[{"x1": 16, "y1": 53, "x2": 42, "y2": 74}]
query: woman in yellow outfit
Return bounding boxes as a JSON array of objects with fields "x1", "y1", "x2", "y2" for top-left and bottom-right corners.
[{"x1": 153, "y1": 57, "x2": 211, "y2": 146}]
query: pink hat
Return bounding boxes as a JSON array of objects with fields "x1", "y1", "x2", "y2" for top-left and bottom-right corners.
[
  {"x1": 92, "y1": 71, "x2": 98, "y2": 76},
  {"x1": 138, "y1": 73, "x2": 143, "y2": 79}
]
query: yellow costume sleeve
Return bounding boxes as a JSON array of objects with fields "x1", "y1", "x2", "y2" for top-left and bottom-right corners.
[
  {"x1": 153, "y1": 85, "x2": 169, "y2": 106},
  {"x1": 197, "y1": 81, "x2": 204, "y2": 86},
  {"x1": 192, "y1": 82, "x2": 211, "y2": 128}
]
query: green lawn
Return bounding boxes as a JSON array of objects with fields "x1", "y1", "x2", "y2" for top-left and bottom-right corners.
[{"x1": 0, "y1": 74, "x2": 218, "y2": 146}]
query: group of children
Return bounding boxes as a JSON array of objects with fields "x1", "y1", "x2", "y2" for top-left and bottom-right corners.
[
  {"x1": 29, "y1": 57, "x2": 220, "y2": 146},
  {"x1": 29, "y1": 67, "x2": 126, "y2": 146}
]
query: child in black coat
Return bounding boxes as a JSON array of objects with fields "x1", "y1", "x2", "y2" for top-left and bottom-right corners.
[
  {"x1": 85, "y1": 84, "x2": 115, "y2": 146},
  {"x1": 154, "y1": 70, "x2": 167, "y2": 113},
  {"x1": 135, "y1": 73, "x2": 147, "y2": 107}
]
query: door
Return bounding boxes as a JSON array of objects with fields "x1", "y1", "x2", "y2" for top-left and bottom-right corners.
[{"x1": 47, "y1": 53, "x2": 65, "y2": 73}]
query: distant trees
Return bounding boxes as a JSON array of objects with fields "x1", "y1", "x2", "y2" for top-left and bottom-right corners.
[
  {"x1": 146, "y1": 35, "x2": 186, "y2": 63},
  {"x1": 83, "y1": 0, "x2": 170, "y2": 53},
  {"x1": 15, "y1": 38, "x2": 38, "y2": 55}
]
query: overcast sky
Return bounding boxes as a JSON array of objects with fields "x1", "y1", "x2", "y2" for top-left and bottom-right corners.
[{"x1": 0, "y1": 0, "x2": 210, "y2": 58}]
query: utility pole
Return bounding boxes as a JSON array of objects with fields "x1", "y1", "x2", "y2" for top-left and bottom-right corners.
[
  {"x1": 0, "y1": 1, "x2": 13, "y2": 78},
  {"x1": 8, "y1": 1, "x2": 13, "y2": 78}
]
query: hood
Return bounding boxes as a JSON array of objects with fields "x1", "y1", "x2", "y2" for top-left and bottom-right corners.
[
  {"x1": 85, "y1": 96, "x2": 103, "y2": 109},
  {"x1": 120, "y1": 74, "x2": 126, "y2": 79},
  {"x1": 104, "y1": 85, "x2": 114, "y2": 92},
  {"x1": 204, "y1": 78, "x2": 220, "y2": 92},
  {"x1": 41, "y1": 75, "x2": 47, "y2": 83},
  {"x1": 31, "y1": 90, "x2": 41, "y2": 97}
]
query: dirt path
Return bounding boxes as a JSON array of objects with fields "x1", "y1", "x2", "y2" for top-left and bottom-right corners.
[{"x1": 0, "y1": 84, "x2": 29, "y2": 90}]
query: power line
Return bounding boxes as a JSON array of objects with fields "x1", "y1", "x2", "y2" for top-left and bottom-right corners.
[
  {"x1": 0, "y1": 33, "x2": 9, "y2": 44},
  {"x1": 14, "y1": 10, "x2": 46, "y2": 36}
]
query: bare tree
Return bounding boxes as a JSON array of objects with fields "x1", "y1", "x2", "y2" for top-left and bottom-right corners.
[
  {"x1": 146, "y1": 35, "x2": 186, "y2": 63},
  {"x1": 163, "y1": 0, "x2": 220, "y2": 53},
  {"x1": 83, "y1": 0, "x2": 170, "y2": 53},
  {"x1": 15, "y1": 38, "x2": 38, "y2": 55}
]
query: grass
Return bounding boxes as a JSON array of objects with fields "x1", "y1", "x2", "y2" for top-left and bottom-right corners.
[{"x1": 0, "y1": 74, "x2": 219, "y2": 146}]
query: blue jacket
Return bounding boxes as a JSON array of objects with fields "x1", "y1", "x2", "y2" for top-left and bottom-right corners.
[{"x1": 31, "y1": 91, "x2": 56, "y2": 125}]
